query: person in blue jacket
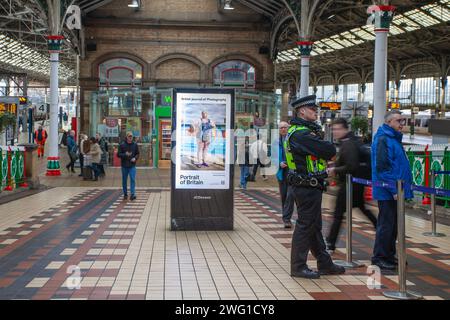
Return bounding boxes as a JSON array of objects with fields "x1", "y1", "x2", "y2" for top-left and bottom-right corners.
[
  {"x1": 276, "y1": 121, "x2": 295, "y2": 228},
  {"x1": 371, "y1": 110, "x2": 413, "y2": 270}
]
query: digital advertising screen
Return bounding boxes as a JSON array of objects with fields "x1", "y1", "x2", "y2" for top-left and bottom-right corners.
[{"x1": 174, "y1": 91, "x2": 232, "y2": 190}]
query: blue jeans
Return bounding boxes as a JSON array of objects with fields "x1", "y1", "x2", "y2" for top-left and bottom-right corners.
[
  {"x1": 91, "y1": 163, "x2": 100, "y2": 178},
  {"x1": 372, "y1": 200, "x2": 397, "y2": 263},
  {"x1": 240, "y1": 165, "x2": 249, "y2": 188},
  {"x1": 121, "y1": 166, "x2": 136, "y2": 196}
]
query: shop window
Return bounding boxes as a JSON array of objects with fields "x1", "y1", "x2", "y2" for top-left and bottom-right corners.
[
  {"x1": 213, "y1": 60, "x2": 255, "y2": 88},
  {"x1": 98, "y1": 58, "x2": 143, "y2": 88}
]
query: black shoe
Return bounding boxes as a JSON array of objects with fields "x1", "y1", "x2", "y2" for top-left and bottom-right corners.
[
  {"x1": 284, "y1": 221, "x2": 292, "y2": 229},
  {"x1": 291, "y1": 268, "x2": 320, "y2": 279},
  {"x1": 78, "y1": 174, "x2": 83, "y2": 177},
  {"x1": 319, "y1": 263, "x2": 346, "y2": 275},
  {"x1": 123, "y1": 195, "x2": 128, "y2": 200},
  {"x1": 372, "y1": 260, "x2": 397, "y2": 270},
  {"x1": 130, "y1": 195, "x2": 136, "y2": 201}
]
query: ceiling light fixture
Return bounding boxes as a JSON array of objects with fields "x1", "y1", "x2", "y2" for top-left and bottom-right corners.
[
  {"x1": 224, "y1": 0, "x2": 235, "y2": 10},
  {"x1": 128, "y1": 0, "x2": 140, "y2": 8}
]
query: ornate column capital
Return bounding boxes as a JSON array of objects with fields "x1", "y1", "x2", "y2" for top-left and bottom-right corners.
[
  {"x1": 296, "y1": 41, "x2": 314, "y2": 57},
  {"x1": 46, "y1": 35, "x2": 64, "y2": 53},
  {"x1": 367, "y1": 5, "x2": 396, "y2": 32}
]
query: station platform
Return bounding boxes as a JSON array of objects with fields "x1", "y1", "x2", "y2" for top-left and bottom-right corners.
[{"x1": 0, "y1": 181, "x2": 449, "y2": 300}]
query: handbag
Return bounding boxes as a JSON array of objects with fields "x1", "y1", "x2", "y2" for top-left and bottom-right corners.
[{"x1": 69, "y1": 150, "x2": 78, "y2": 162}]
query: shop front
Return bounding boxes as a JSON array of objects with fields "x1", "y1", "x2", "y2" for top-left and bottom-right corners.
[{"x1": 87, "y1": 88, "x2": 281, "y2": 168}]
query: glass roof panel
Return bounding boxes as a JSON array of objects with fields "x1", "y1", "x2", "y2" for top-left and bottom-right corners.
[
  {"x1": 0, "y1": 33, "x2": 75, "y2": 81},
  {"x1": 350, "y1": 27, "x2": 375, "y2": 41},
  {"x1": 389, "y1": 24, "x2": 406, "y2": 35},
  {"x1": 340, "y1": 31, "x2": 364, "y2": 45},
  {"x1": 392, "y1": 14, "x2": 421, "y2": 31},
  {"x1": 424, "y1": 3, "x2": 450, "y2": 21},
  {"x1": 330, "y1": 34, "x2": 356, "y2": 48},
  {"x1": 406, "y1": 10, "x2": 440, "y2": 27}
]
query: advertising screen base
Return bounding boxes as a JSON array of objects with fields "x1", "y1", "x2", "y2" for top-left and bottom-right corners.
[{"x1": 171, "y1": 88, "x2": 234, "y2": 231}]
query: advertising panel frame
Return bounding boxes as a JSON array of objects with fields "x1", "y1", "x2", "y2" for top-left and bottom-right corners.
[{"x1": 171, "y1": 88, "x2": 235, "y2": 231}]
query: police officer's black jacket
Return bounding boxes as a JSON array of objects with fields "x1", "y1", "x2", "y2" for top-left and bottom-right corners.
[{"x1": 288, "y1": 117, "x2": 336, "y2": 177}]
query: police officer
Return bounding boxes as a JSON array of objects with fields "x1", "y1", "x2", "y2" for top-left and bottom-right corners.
[{"x1": 284, "y1": 94, "x2": 345, "y2": 279}]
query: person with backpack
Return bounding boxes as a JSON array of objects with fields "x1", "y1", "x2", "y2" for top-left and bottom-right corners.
[
  {"x1": 96, "y1": 132, "x2": 108, "y2": 177},
  {"x1": 326, "y1": 118, "x2": 377, "y2": 253},
  {"x1": 65, "y1": 130, "x2": 77, "y2": 173}
]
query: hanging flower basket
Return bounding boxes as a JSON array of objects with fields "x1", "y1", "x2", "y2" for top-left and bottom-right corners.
[{"x1": 0, "y1": 112, "x2": 17, "y2": 133}]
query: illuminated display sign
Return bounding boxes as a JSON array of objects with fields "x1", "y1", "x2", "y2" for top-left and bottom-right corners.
[
  {"x1": 19, "y1": 96, "x2": 28, "y2": 105},
  {"x1": 320, "y1": 102, "x2": 341, "y2": 110},
  {"x1": 0, "y1": 103, "x2": 17, "y2": 115},
  {"x1": 390, "y1": 102, "x2": 400, "y2": 109}
]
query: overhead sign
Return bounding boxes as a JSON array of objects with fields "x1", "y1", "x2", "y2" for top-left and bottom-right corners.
[
  {"x1": 390, "y1": 102, "x2": 400, "y2": 109},
  {"x1": 0, "y1": 103, "x2": 17, "y2": 115},
  {"x1": 19, "y1": 97, "x2": 28, "y2": 105},
  {"x1": 65, "y1": 5, "x2": 81, "y2": 30},
  {"x1": 320, "y1": 102, "x2": 341, "y2": 110}
]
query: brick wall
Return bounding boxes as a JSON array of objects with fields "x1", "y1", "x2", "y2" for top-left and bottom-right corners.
[
  {"x1": 155, "y1": 59, "x2": 201, "y2": 80},
  {"x1": 79, "y1": 0, "x2": 275, "y2": 132}
]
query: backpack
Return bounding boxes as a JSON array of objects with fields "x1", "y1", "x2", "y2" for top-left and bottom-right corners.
[{"x1": 358, "y1": 143, "x2": 372, "y2": 179}]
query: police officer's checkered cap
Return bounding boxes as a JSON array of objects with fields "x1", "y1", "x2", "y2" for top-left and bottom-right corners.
[{"x1": 290, "y1": 94, "x2": 318, "y2": 109}]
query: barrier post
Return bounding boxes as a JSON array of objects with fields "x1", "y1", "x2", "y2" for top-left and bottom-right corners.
[
  {"x1": 334, "y1": 174, "x2": 364, "y2": 268},
  {"x1": 4, "y1": 146, "x2": 14, "y2": 191},
  {"x1": 383, "y1": 180, "x2": 422, "y2": 300},
  {"x1": 423, "y1": 170, "x2": 446, "y2": 237}
]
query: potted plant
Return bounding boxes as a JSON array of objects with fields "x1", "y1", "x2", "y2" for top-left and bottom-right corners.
[
  {"x1": 0, "y1": 112, "x2": 17, "y2": 134},
  {"x1": 351, "y1": 116, "x2": 369, "y2": 138}
]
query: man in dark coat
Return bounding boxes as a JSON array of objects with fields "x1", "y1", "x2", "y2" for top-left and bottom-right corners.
[
  {"x1": 326, "y1": 118, "x2": 377, "y2": 253},
  {"x1": 118, "y1": 131, "x2": 139, "y2": 200}
]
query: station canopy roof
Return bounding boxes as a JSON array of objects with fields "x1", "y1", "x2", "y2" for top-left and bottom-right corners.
[
  {"x1": 0, "y1": 0, "x2": 449, "y2": 84},
  {"x1": 275, "y1": 0, "x2": 450, "y2": 63}
]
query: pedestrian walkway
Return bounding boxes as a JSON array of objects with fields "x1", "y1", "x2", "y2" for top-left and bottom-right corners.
[{"x1": 0, "y1": 187, "x2": 448, "y2": 300}]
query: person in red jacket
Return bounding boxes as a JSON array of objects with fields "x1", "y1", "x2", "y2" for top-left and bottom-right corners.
[{"x1": 34, "y1": 125, "x2": 48, "y2": 158}]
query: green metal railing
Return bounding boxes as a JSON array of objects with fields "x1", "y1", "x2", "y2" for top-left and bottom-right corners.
[{"x1": 406, "y1": 145, "x2": 450, "y2": 208}]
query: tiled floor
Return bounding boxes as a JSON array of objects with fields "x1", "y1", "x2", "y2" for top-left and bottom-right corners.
[{"x1": 0, "y1": 186, "x2": 449, "y2": 300}]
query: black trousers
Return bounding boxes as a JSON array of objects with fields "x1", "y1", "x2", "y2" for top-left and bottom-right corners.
[
  {"x1": 291, "y1": 186, "x2": 333, "y2": 272},
  {"x1": 252, "y1": 159, "x2": 265, "y2": 178},
  {"x1": 79, "y1": 153, "x2": 84, "y2": 172},
  {"x1": 66, "y1": 151, "x2": 76, "y2": 171},
  {"x1": 278, "y1": 179, "x2": 295, "y2": 222},
  {"x1": 372, "y1": 200, "x2": 397, "y2": 264},
  {"x1": 327, "y1": 183, "x2": 378, "y2": 248}
]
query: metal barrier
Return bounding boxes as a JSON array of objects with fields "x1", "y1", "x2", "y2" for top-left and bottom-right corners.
[
  {"x1": 334, "y1": 174, "x2": 364, "y2": 268},
  {"x1": 422, "y1": 170, "x2": 447, "y2": 237},
  {"x1": 342, "y1": 175, "x2": 450, "y2": 299},
  {"x1": 383, "y1": 180, "x2": 423, "y2": 300},
  {"x1": 406, "y1": 144, "x2": 450, "y2": 208}
]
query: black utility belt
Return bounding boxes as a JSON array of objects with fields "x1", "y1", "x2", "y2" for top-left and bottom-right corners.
[{"x1": 287, "y1": 172, "x2": 326, "y2": 190}]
